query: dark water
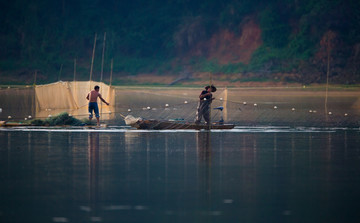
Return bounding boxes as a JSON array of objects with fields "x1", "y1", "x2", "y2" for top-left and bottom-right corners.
[{"x1": 1, "y1": 128, "x2": 360, "y2": 223}]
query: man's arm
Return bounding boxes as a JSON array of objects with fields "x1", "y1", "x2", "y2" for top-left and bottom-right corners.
[
  {"x1": 86, "y1": 93, "x2": 89, "y2": 100},
  {"x1": 99, "y1": 94, "x2": 109, "y2": 105},
  {"x1": 199, "y1": 92, "x2": 211, "y2": 99}
]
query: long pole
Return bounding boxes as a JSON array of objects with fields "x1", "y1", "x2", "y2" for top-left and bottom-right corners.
[
  {"x1": 100, "y1": 32, "x2": 106, "y2": 121},
  {"x1": 109, "y1": 58, "x2": 114, "y2": 110},
  {"x1": 325, "y1": 36, "x2": 330, "y2": 122},
  {"x1": 73, "y1": 58, "x2": 76, "y2": 81},
  {"x1": 33, "y1": 70, "x2": 37, "y2": 86},
  {"x1": 89, "y1": 33, "x2": 97, "y2": 90},
  {"x1": 73, "y1": 58, "x2": 79, "y2": 108},
  {"x1": 33, "y1": 70, "x2": 37, "y2": 118},
  {"x1": 209, "y1": 72, "x2": 212, "y2": 129},
  {"x1": 109, "y1": 58, "x2": 113, "y2": 87},
  {"x1": 100, "y1": 32, "x2": 106, "y2": 84},
  {"x1": 58, "y1": 64, "x2": 63, "y2": 81},
  {"x1": 223, "y1": 87, "x2": 228, "y2": 122}
]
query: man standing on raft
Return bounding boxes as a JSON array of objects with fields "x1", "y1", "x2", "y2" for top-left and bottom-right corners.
[
  {"x1": 195, "y1": 85, "x2": 216, "y2": 125},
  {"x1": 86, "y1": 85, "x2": 109, "y2": 126}
]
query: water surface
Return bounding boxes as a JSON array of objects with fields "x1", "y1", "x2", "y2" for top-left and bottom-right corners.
[{"x1": 1, "y1": 128, "x2": 360, "y2": 222}]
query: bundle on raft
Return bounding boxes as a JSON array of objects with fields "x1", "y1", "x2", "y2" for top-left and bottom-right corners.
[
  {"x1": 30, "y1": 112, "x2": 87, "y2": 126},
  {"x1": 124, "y1": 115, "x2": 235, "y2": 130}
]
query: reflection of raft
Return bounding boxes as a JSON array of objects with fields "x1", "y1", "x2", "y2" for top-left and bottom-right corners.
[{"x1": 130, "y1": 119, "x2": 235, "y2": 130}]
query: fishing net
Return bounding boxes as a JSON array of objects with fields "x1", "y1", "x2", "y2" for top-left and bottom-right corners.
[
  {"x1": 35, "y1": 81, "x2": 115, "y2": 110},
  {"x1": 34, "y1": 81, "x2": 116, "y2": 119},
  {"x1": 113, "y1": 87, "x2": 360, "y2": 128},
  {"x1": 0, "y1": 87, "x2": 35, "y2": 120}
]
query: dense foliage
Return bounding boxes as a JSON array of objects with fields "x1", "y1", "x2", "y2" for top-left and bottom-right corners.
[{"x1": 0, "y1": 0, "x2": 359, "y2": 84}]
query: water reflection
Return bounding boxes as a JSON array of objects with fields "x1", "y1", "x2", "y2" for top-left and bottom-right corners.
[
  {"x1": 196, "y1": 132, "x2": 211, "y2": 195},
  {"x1": 196, "y1": 132, "x2": 211, "y2": 162},
  {"x1": 1, "y1": 130, "x2": 360, "y2": 222},
  {"x1": 196, "y1": 131, "x2": 213, "y2": 219},
  {"x1": 88, "y1": 132, "x2": 99, "y2": 211}
]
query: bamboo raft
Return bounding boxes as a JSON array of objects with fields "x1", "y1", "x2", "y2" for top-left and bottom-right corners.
[
  {"x1": 0, "y1": 121, "x2": 31, "y2": 127},
  {"x1": 130, "y1": 119, "x2": 235, "y2": 130}
]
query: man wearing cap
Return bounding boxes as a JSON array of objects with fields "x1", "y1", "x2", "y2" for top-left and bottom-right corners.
[{"x1": 195, "y1": 85, "x2": 216, "y2": 125}]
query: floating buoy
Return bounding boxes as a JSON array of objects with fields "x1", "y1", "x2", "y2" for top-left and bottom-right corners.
[
  {"x1": 69, "y1": 114, "x2": 72, "y2": 117},
  {"x1": 128, "y1": 109, "x2": 132, "y2": 112},
  {"x1": 108, "y1": 111, "x2": 112, "y2": 114},
  {"x1": 28, "y1": 115, "x2": 32, "y2": 119},
  {"x1": 7, "y1": 86, "x2": 10, "y2": 89},
  {"x1": 344, "y1": 113, "x2": 348, "y2": 117},
  {"x1": 328, "y1": 112, "x2": 332, "y2": 115},
  {"x1": 309, "y1": 110, "x2": 313, "y2": 113},
  {"x1": 48, "y1": 115, "x2": 52, "y2": 118},
  {"x1": 274, "y1": 106, "x2": 278, "y2": 109},
  {"x1": 24, "y1": 118, "x2": 28, "y2": 120},
  {"x1": 0, "y1": 108, "x2": 2, "y2": 113},
  {"x1": 254, "y1": 103, "x2": 257, "y2": 107},
  {"x1": 291, "y1": 108, "x2": 295, "y2": 111},
  {"x1": 8, "y1": 116, "x2": 11, "y2": 119},
  {"x1": 152, "y1": 108, "x2": 157, "y2": 111},
  {"x1": 165, "y1": 104, "x2": 169, "y2": 107},
  {"x1": 313, "y1": 110, "x2": 317, "y2": 113},
  {"x1": 184, "y1": 101, "x2": 188, "y2": 104},
  {"x1": 147, "y1": 106, "x2": 151, "y2": 110},
  {"x1": 243, "y1": 102, "x2": 247, "y2": 105},
  {"x1": 220, "y1": 98, "x2": 223, "y2": 101}
]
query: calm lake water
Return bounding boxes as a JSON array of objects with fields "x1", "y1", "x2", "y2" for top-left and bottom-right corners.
[{"x1": 1, "y1": 127, "x2": 360, "y2": 223}]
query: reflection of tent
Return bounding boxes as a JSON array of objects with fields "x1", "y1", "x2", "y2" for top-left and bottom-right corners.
[{"x1": 35, "y1": 81, "x2": 115, "y2": 111}]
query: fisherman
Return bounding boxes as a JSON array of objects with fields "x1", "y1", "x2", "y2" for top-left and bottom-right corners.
[
  {"x1": 195, "y1": 85, "x2": 217, "y2": 125},
  {"x1": 86, "y1": 85, "x2": 109, "y2": 126}
]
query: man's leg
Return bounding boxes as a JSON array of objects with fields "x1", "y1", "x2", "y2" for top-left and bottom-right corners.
[
  {"x1": 88, "y1": 104, "x2": 93, "y2": 121},
  {"x1": 203, "y1": 106, "x2": 210, "y2": 124},
  {"x1": 94, "y1": 103, "x2": 100, "y2": 126},
  {"x1": 96, "y1": 117, "x2": 100, "y2": 126}
]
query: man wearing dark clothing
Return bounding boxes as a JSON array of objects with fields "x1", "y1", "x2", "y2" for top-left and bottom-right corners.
[{"x1": 195, "y1": 85, "x2": 217, "y2": 124}]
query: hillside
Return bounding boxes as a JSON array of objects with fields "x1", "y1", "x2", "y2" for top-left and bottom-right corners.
[{"x1": 0, "y1": 0, "x2": 359, "y2": 85}]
